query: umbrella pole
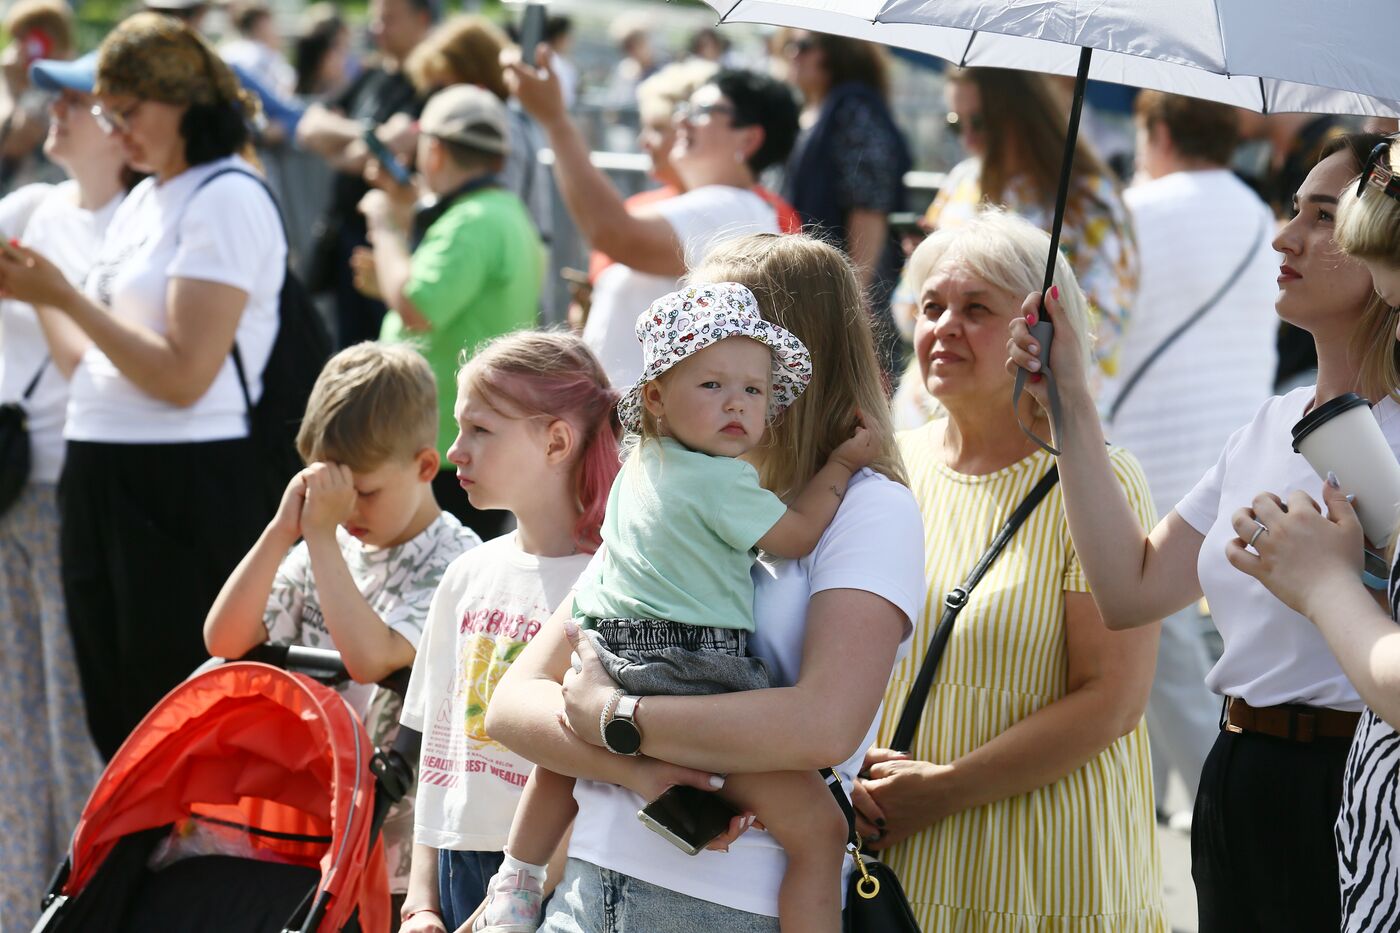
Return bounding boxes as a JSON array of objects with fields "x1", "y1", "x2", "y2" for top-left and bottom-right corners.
[
  {"x1": 1014, "y1": 46, "x2": 1093, "y2": 457},
  {"x1": 1043, "y1": 46, "x2": 1094, "y2": 295}
]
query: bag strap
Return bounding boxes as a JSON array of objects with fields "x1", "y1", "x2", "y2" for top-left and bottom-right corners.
[
  {"x1": 1107, "y1": 212, "x2": 1270, "y2": 424},
  {"x1": 888, "y1": 465, "x2": 1060, "y2": 754},
  {"x1": 180, "y1": 165, "x2": 287, "y2": 426},
  {"x1": 21, "y1": 357, "x2": 48, "y2": 400}
]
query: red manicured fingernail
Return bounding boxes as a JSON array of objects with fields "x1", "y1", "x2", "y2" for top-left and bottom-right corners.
[
  {"x1": 1050, "y1": 285, "x2": 1059, "y2": 300},
  {"x1": 1025, "y1": 313, "x2": 1035, "y2": 323},
  {"x1": 1030, "y1": 373, "x2": 1042, "y2": 383}
]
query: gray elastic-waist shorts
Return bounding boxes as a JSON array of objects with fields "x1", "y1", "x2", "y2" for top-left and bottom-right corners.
[{"x1": 585, "y1": 618, "x2": 770, "y2": 696}]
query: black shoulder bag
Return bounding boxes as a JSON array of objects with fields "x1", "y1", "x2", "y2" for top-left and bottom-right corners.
[
  {"x1": 0, "y1": 358, "x2": 49, "y2": 517},
  {"x1": 826, "y1": 465, "x2": 1061, "y2": 932}
]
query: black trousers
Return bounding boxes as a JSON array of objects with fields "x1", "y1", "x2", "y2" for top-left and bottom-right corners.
[
  {"x1": 58, "y1": 439, "x2": 270, "y2": 760},
  {"x1": 431, "y1": 470, "x2": 510, "y2": 542},
  {"x1": 1192, "y1": 725, "x2": 1350, "y2": 932}
]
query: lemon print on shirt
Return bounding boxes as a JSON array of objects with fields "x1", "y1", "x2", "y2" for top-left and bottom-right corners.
[{"x1": 462, "y1": 633, "x2": 528, "y2": 746}]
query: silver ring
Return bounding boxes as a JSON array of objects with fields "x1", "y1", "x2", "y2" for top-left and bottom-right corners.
[
  {"x1": 569, "y1": 651, "x2": 583, "y2": 674},
  {"x1": 1248, "y1": 520, "x2": 1268, "y2": 549}
]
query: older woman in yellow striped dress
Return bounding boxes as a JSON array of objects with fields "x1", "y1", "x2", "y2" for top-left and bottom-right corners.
[{"x1": 854, "y1": 211, "x2": 1166, "y2": 931}]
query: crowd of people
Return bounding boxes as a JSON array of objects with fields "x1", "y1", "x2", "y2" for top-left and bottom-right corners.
[{"x1": 2, "y1": 1, "x2": 1400, "y2": 932}]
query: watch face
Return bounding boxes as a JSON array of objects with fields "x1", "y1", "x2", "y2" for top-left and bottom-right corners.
[{"x1": 604, "y1": 717, "x2": 643, "y2": 756}]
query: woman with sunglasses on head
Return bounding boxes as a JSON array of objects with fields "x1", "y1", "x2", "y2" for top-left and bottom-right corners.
[
  {"x1": 0, "y1": 12, "x2": 286, "y2": 761},
  {"x1": 894, "y1": 67, "x2": 1136, "y2": 426},
  {"x1": 1224, "y1": 135, "x2": 1400, "y2": 933},
  {"x1": 505, "y1": 47, "x2": 799, "y2": 390},
  {"x1": 1007, "y1": 132, "x2": 1396, "y2": 932}
]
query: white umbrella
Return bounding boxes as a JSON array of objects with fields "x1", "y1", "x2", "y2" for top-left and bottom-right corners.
[
  {"x1": 710, "y1": 0, "x2": 1400, "y2": 116},
  {"x1": 703, "y1": 0, "x2": 1400, "y2": 451}
]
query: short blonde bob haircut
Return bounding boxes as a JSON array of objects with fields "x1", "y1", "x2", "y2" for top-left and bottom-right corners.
[
  {"x1": 405, "y1": 15, "x2": 511, "y2": 100},
  {"x1": 296, "y1": 342, "x2": 438, "y2": 471},
  {"x1": 688, "y1": 234, "x2": 907, "y2": 500},
  {"x1": 906, "y1": 209, "x2": 1095, "y2": 372}
]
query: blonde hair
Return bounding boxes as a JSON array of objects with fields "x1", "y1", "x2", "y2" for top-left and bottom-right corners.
[
  {"x1": 906, "y1": 209, "x2": 1095, "y2": 371},
  {"x1": 636, "y1": 59, "x2": 719, "y2": 125},
  {"x1": 5, "y1": 0, "x2": 73, "y2": 59},
  {"x1": 405, "y1": 15, "x2": 511, "y2": 100},
  {"x1": 1331, "y1": 133, "x2": 1400, "y2": 402},
  {"x1": 1337, "y1": 143, "x2": 1400, "y2": 267},
  {"x1": 688, "y1": 234, "x2": 907, "y2": 499},
  {"x1": 296, "y1": 343, "x2": 438, "y2": 471}
]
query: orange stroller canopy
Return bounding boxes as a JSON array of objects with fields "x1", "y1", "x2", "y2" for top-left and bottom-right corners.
[{"x1": 61, "y1": 662, "x2": 389, "y2": 932}]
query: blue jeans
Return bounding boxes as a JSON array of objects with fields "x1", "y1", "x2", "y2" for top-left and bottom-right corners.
[
  {"x1": 541, "y1": 858, "x2": 779, "y2": 933},
  {"x1": 438, "y1": 849, "x2": 505, "y2": 931}
]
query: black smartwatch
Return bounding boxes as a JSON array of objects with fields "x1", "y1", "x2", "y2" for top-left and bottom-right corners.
[{"x1": 602, "y1": 693, "x2": 643, "y2": 756}]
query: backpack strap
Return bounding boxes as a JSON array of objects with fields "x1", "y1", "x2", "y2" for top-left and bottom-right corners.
[{"x1": 180, "y1": 165, "x2": 288, "y2": 427}]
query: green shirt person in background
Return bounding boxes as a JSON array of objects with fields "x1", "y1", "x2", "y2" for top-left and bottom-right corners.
[{"x1": 356, "y1": 84, "x2": 544, "y2": 540}]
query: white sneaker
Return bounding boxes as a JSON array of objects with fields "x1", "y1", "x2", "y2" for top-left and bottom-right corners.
[{"x1": 472, "y1": 867, "x2": 545, "y2": 933}]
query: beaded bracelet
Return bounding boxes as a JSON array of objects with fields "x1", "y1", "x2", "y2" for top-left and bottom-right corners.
[{"x1": 600, "y1": 687, "x2": 624, "y2": 747}]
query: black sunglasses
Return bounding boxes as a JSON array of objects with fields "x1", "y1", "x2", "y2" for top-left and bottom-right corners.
[{"x1": 1357, "y1": 137, "x2": 1400, "y2": 202}]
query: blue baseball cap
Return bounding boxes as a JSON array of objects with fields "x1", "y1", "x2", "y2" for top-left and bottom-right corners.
[{"x1": 30, "y1": 52, "x2": 98, "y2": 94}]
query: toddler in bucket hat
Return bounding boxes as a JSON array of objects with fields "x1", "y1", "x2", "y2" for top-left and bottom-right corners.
[{"x1": 474, "y1": 281, "x2": 877, "y2": 933}]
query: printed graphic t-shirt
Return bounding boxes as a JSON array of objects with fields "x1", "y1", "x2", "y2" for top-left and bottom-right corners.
[
  {"x1": 264, "y1": 511, "x2": 481, "y2": 890},
  {"x1": 401, "y1": 532, "x2": 591, "y2": 851}
]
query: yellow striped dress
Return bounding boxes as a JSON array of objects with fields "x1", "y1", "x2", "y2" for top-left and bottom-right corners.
[{"x1": 878, "y1": 424, "x2": 1166, "y2": 932}]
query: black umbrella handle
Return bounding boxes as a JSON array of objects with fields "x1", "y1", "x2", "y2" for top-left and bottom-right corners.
[{"x1": 1015, "y1": 45, "x2": 1093, "y2": 456}]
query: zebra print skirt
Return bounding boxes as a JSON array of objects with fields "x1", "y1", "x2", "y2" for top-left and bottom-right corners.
[{"x1": 1337, "y1": 707, "x2": 1400, "y2": 930}]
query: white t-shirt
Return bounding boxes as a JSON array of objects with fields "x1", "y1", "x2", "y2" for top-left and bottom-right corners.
[
  {"x1": 401, "y1": 532, "x2": 592, "y2": 852},
  {"x1": 66, "y1": 157, "x2": 286, "y2": 444},
  {"x1": 220, "y1": 38, "x2": 296, "y2": 100},
  {"x1": 1106, "y1": 170, "x2": 1279, "y2": 518},
  {"x1": 582, "y1": 185, "x2": 778, "y2": 389},
  {"x1": 1176, "y1": 387, "x2": 1400, "y2": 711},
  {"x1": 568, "y1": 471, "x2": 925, "y2": 917},
  {"x1": 0, "y1": 183, "x2": 122, "y2": 483}
]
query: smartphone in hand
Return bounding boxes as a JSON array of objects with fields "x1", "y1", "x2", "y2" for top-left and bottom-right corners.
[
  {"x1": 362, "y1": 128, "x2": 412, "y2": 186},
  {"x1": 517, "y1": 3, "x2": 547, "y2": 66},
  {"x1": 637, "y1": 785, "x2": 742, "y2": 856}
]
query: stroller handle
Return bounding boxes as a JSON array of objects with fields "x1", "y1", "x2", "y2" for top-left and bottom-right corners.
[{"x1": 235, "y1": 644, "x2": 414, "y2": 698}]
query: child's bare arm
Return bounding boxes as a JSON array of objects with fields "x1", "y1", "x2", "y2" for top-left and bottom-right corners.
[
  {"x1": 757, "y1": 425, "x2": 877, "y2": 559},
  {"x1": 301, "y1": 463, "x2": 417, "y2": 682},
  {"x1": 204, "y1": 471, "x2": 306, "y2": 659}
]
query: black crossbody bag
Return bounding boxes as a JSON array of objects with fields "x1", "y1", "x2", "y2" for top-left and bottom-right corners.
[
  {"x1": 824, "y1": 465, "x2": 1060, "y2": 932},
  {"x1": 0, "y1": 358, "x2": 49, "y2": 516}
]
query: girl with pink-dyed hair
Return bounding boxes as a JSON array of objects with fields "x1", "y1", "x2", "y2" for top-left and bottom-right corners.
[{"x1": 398, "y1": 331, "x2": 620, "y2": 933}]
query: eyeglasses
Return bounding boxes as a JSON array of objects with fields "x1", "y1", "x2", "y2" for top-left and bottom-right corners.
[
  {"x1": 673, "y1": 101, "x2": 739, "y2": 127},
  {"x1": 91, "y1": 101, "x2": 142, "y2": 136},
  {"x1": 1357, "y1": 137, "x2": 1400, "y2": 203},
  {"x1": 945, "y1": 111, "x2": 986, "y2": 138}
]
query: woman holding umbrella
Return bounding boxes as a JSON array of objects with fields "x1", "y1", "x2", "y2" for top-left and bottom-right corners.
[{"x1": 1008, "y1": 133, "x2": 1395, "y2": 930}]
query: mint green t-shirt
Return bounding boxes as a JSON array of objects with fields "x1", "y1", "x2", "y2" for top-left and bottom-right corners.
[
  {"x1": 381, "y1": 187, "x2": 544, "y2": 461},
  {"x1": 573, "y1": 438, "x2": 789, "y2": 632}
]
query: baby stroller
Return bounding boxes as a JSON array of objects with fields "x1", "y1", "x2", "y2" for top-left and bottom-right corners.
[{"x1": 30, "y1": 645, "x2": 420, "y2": 933}]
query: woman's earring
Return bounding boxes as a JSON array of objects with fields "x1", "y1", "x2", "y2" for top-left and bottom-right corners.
[{"x1": 734, "y1": 150, "x2": 745, "y2": 164}]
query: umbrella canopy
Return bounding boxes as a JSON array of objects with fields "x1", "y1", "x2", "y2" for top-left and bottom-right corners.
[{"x1": 710, "y1": 0, "x2": 1400, "y2": 115}]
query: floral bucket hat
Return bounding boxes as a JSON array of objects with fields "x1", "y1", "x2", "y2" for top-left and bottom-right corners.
[{"x1": 617, "y1": 282, "x2": 813, "y2": 435}]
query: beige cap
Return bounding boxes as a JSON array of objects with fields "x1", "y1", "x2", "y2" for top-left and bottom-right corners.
[{"x1": 419, "y1": 84, "x2": 509, "y2": 156}]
